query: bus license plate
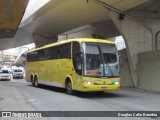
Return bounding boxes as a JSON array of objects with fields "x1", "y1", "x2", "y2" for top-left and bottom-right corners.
[{"x1": 101, "y1": 87, "x2": 107, "y2": 91}]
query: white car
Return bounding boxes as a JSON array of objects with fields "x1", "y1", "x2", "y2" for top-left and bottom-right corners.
[
  {"x1": 0, "y1": 69, "x2": 11, "y2": 81},
  {"x1": 13, "y1": 69, "x2": 24, "y2": 79}
]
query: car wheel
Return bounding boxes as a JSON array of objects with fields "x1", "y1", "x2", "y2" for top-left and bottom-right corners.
[{"x1": 66, "y1": 80, "x2": 74, "y2": 95}]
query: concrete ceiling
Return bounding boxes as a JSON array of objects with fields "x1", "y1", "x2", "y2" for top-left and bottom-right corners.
[
  {"x1": 134, "y1": 0, "x2": 160, "y2": 13},
  {"x1": 28, "y1": 0, "x2": 150, "y2": 47},
  {"x1": 32, "y1": 0, "x2": 150, "y2": 38},
  {"x1": 0, "y1": 0, "x2": 150, "y2": 50},
  {"x1": 96, "y1": 0, "x2": 150, "y2": 11},
  {"x1": 126, "y1": 0, "x2": 160, "y2": 19},
  {"x1": 0, "y1": 0, "x2": 29, "y2": 38}
]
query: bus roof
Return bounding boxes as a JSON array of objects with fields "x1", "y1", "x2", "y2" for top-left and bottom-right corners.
[{"x1": 28, "y1": 38, "x2": 114, "y2": 53}]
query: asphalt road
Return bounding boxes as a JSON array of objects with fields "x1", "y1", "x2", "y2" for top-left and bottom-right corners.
[{"x1": 1, "y1": 78, "x2": 160, "y2": 120}]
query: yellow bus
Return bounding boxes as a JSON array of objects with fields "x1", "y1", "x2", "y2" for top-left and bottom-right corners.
[{"x1": 26, "y1": 38, "x2": 120, "y2": 94}]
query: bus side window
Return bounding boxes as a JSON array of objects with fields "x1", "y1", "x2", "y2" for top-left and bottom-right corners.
[
  {"x1": 58, "y1": 45, "x2": 63, "y2": 58},
  {"x1": 62, "y1": 43, "x2": 71, "y2": 59},
  {"x1": 27, "y1": 53, "x2": 31, "y2": 62},
  {"x1": 45, "y1": 48, "x2": 51, "y2": 60},
  {"x1": 36, "y1": 49, "x2": 44, "y2": 61},
  {"x1": 72, "y1": 42, "x2": 82, "y2": 75},
  {"x1": 50, "y1": 47, "x2": 56, "y2": 59},
  {"x1": 54, "y1": 46, "x2": 60, "y2": 59}
]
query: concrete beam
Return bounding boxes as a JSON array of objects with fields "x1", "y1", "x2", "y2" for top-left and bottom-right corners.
[
  {"x1": 0, "y1": 0, "x2": 29, "y2": 38},
  {"x1": 58, "y1": 19, "x2": 120, "y2": 41}
]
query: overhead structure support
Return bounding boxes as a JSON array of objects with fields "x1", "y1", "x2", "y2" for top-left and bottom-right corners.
[{"x1": 109, "y1": 10, "x2": 153, "y2": 88}]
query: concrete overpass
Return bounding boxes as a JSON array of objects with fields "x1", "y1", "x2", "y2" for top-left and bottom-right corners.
[
  {"x1": 1, "y1": 0, "x2": 160, "y2": 92},
  {"x1": 0, "y1": 0, "x2": 150, "y2": 49}
]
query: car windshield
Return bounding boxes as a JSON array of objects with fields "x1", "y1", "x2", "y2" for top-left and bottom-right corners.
[
  {"x1": 82, "y1": 42, "x2": 119, "y2": 77},
  {"x1": 14, "y1": 70, "x2": 22, "y2": 72},
  {"x1": 2, "y1": 70, "x2": 9, "y2": 73}
]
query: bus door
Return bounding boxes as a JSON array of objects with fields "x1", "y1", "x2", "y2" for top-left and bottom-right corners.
[{"x1": 71, "y1": 42, "x2": 83, "y2": 89}]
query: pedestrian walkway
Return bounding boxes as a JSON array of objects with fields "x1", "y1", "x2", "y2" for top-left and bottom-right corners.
[
  {"x1": 0, "y1": 81, "x2": 47, "y2": 120},
  {"x1": 0, "y1": 81, "x2": 35, "y2": 111}
]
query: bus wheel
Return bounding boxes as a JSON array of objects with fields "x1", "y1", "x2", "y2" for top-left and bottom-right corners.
[
  {"x1": 66, "y1": 80, "x2": 74, "y2": 95},
  {"x1": 31, "y1": 76, "x2": 35, "y2": 86},
  {"x1": 34, "y1": 77, "x2": 39, "y2": 87}
]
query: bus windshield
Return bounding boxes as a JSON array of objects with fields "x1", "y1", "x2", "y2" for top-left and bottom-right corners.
[{"x1": 82, "y1": 42, "x2": 119, "y2": 77}]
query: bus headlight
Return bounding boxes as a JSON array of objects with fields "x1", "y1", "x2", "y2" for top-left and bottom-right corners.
[
  {"x1": 84, "y1": 81, "x2": 95, "y2": 85},
  {"x1": 112, "y1": 81, "x2": 119, "y2": 85}
]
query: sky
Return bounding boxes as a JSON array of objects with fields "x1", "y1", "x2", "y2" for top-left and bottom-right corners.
[
  {"x1": 115, "y1": 36, "x2": 126, "y2": 50},
  {"x1": 21, "y1": 0, "x2": 50, "y2": 23}
]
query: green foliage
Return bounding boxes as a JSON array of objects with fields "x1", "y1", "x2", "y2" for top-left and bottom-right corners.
[{"x1": 3, "y1": 56, "x2": 11, "y2": 62}]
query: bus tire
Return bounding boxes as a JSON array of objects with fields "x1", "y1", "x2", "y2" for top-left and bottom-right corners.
[
  {"x1": 31, "y1": 75, "x2": 35, "y2": 86},
  {"x1": 34, "y1": 76, "x2": 39, "y2": 87},
  {"x1": 66, "y1": 80, "x2": 74, "y2": 95}
]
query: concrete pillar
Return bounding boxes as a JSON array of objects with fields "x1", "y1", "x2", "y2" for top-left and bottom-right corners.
[
  {"x1": 109, "y1": 10, "x2": 153, "y2": 88},
  {"x1": 138, "y1": 50, "x2": 160, "y2": 92},
  {"x1": 58, "y1": 28, "x2": 93, "y2": 41},
  {"x1": 127, "y1": 10, "x2": 160, "y2": 50}
]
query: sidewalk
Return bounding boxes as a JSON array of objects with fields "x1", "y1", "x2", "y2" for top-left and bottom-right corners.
[{"x1": 0, "y1": 81, "x2": 47, "y2": 120}]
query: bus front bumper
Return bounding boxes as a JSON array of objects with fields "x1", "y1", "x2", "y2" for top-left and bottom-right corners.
[{"x1": 82, "y1": 84, "x2": 120, "y2": 92}]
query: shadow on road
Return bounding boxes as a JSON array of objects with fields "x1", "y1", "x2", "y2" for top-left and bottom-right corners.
[
  {"x1": 0, "y1": 80, "x2": 10, "y2": 81},
  {"x1": 28, "y1": 84, "x2": 66, "y2": 93},
  {"x1": 75, "y1": 92, "x2": 127, "y2": 99},
  {"x1": 28, "y1": 84, "x2": 128, "y2": 99}
]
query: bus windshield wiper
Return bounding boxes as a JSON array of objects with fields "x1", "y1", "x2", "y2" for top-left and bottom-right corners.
[{"x1": 106, "y1": 63, "x2": 114, "y2": 77}]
